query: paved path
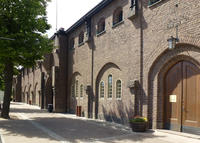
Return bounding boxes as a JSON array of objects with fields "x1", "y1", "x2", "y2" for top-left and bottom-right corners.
[{"x1": 0, "y1": 102, "x2": 200, "y2": 143}]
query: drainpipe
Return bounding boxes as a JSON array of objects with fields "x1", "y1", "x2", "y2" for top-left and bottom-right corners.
[{"x1": 139, "y1": 0, "x2": 144, "y2": 116}]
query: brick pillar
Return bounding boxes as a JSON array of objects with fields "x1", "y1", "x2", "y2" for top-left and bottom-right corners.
[{"x1": 53, "y1": 29, "x2": 68, "y2": 112}]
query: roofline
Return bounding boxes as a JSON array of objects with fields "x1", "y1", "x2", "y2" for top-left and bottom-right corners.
[
  {"x1": 65, "y1": 0, "x2": 114, "y2": 34},
  {"x1": 50, "y1": 34, "x2": 56, "y2": 40},
  {"x1": 49, "y1": 28, "x2": 67, "y2": 40}
]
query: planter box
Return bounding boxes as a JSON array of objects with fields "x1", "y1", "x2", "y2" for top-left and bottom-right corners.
[{"x1": 130, "y1": 122, "x2": 148, "y2": 132}]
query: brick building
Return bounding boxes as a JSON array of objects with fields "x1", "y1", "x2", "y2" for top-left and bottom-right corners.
[
  {"x1": 15, "y1": 0, "x2": 200, "y2": 134},
  {"x1": 14, "y1": 29, "x2": 67, "y2": 111}
]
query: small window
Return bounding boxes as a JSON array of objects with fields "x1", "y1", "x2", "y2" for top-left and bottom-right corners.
[
  {"x1": 116, "y1": 80, "x2": 122, "y2": 99},
  {"x1": 97, "y1": 18, "x2": 105, "y2": 34},
  {"x1": 75, "y1": 80, "x2": 78, "y2": 97},
  {"x1": 78, "y1": 31, "x2": 84, "y2": 45},
  {"x1": 99, "y1": 81, "x2": 105, "y2": 98},
  {"x1": 108, "y1": 75, "x2": 112, "y2": 98},
  {"x1": 148, "y1": 0, "x2": 161, "y2": 6},
  {"x1": 71, "y1": 84, "x2": 75, "y2": 97},
  {"x1": 113, "y1": 7, "x2": 123, "y2": 26},
  {"x1": 80, "y1": 84, "x2": 83, "y2": 98},
  {"x1": 70, "y1": 38, "x2": 75, "y2": 50}
]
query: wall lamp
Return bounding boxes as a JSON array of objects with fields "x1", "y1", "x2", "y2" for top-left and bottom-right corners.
[{"x1": 167, "y1": 36, "x2": 179, "y2": 50}]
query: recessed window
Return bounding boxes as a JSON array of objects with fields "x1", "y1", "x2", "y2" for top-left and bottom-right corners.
[
  {"x1": 70, "y1": 38, "x2": 75, "y2": 50},
  {"x1": 113, "y1": 7, "x2": 123, "y2": 26},
  {"x1": 75, "y1": 80, "x2": 78, "y2": 97},
  {"x1": 116, "y1": 80, "x2": 122, "y2": 99},
  {"x1": 71, "y1": 84, "x2": 75, "y2": 97},
  {"x1": 97, "y1": 18, "x2": 105, "y2": 34},
  {"x1": 108, "y1": 75, "x2": 112, "y2": 98},
  {"x1": 80, "y1": 84, "x2": 83, "y2": 98},
  {"x1": 148, "y1": 0, "x2": 162, "y2": 6},
  {"x1": 78, "y1": 31, "x2": 84, "y2": 45},
  {"x1": 99, "y1": 81, "x2": 105, "y2": 98}
]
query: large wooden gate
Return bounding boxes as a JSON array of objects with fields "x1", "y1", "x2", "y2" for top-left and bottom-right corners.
[{"x1": 164, "y1": 61, "x2": 200, "y2": 134}]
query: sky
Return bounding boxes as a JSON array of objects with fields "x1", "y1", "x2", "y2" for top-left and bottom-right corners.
[{"x1": 46, "y1": 0, "x2": 102, "y2": 37}]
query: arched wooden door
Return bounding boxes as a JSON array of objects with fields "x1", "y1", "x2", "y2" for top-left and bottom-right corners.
[{"x1": 164, "y1": 61, "x2": 200, "y2": 134}]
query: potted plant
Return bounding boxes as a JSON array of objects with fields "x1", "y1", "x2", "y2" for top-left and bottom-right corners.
[{"x1": 129, "y1": 116, "x2": 148, "y2": 132}]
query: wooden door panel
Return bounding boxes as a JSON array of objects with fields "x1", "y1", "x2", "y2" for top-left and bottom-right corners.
[
  {"x1": 164, "y1": 61, "x2": 200, "y2": 133},
  {"x1": 183, "y1": 62, "x2": 200, "y2": 127},
  {"x1": 164, "y1": 62, "x2": 182, "y2": 131}
]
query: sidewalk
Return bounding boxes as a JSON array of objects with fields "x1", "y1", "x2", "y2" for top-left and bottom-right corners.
[{"x1": 0, "y1": 102, "x2": 200, "y2": 143}]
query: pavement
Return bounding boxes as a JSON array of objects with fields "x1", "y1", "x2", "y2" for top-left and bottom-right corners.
[{"x1": 0, "y1": 102, "x2": 200, "y2": 143}]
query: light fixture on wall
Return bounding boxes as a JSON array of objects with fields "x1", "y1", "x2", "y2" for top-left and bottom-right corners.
[
  {"x1": 167, "y1": 36, "x2": 179, "y2": 50},
  {"x1": 128, "y1": 80, "x2": 139, "y2": 89},
  {"x1": 167, "y1": 3, "x2": 179, "y2": 50}
]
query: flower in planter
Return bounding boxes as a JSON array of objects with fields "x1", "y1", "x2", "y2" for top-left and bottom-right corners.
[
  {"x1": 129, "y1": 116, "x2": 148, "y2": 123},
  {"x1": 129, "y1": 116, "x2": 148, "y2": 132}
]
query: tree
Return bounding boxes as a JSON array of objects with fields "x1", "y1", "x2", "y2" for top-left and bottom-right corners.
[
  {"x1": 0, "y1": 0, "x2": 53, "y2": 118},
  {"x1": 0, "y1": 64, "x2": 4, "y2": 91}
]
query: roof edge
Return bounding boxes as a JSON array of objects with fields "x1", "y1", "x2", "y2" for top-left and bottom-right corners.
[{"x1": 65, "y1": 0, "x2": 113, "y2": 34}]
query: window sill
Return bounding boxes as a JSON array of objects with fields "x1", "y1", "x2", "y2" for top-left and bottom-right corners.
[
  {"x1": 112, "y1": 20, "x2": 124, "y2": 29},
  {"x1": 107, "y1": 97, "x2": 112, "y2": 100},
  {"x1": 148, "y1": 0, "x2": 162, "y2": 8},
  {"x1": 96, "y1": 30, "x2": 106, "y2": 37},
  {"x1": 116, "y1": 98, "x2": 122, "y2": 100},
  {"x1": 78, "y1": 42, "x2": 84, "y2": 47}
]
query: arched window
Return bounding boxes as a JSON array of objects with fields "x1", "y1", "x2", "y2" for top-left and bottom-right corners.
[
  {"x1": 116, "y1": 80, "x2": 122, "y2": 99},
  {"x1": 71, "y1": 84, "x2": 75, "y2": 97},
  {"x1": 70, "y1": 38, "x2": 75, "y2": 50},
  {"x1": 75, "y1": 80, "x2": 78, "y2": 97},
  {"x1": 97, "y1": 18, "x2": 105, "y2": 34},
  {"x1": 108, "y1": 75, "x2": 112, "y2": 98},
  {"x1": 113, "y1": 7, "x2": 123, "y2": 25},
  {"x1": 80, "y1": 84, "x2": 83, "y2": 98},
  {"x1": 78, "y1": 31, "x2": 84, "y2": 45},
  {"x1": 99, "y1": 81, "x2": 105, "y2": 98}
]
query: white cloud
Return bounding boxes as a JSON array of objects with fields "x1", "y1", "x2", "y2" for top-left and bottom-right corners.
[{"x1": 46, "y1": 0, "x2": 102, "y2": 37}]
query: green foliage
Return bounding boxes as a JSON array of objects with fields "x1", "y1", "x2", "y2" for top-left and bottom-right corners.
[
  {"x1": 129, "y1": 116, "x2": 148, "y2": 123},
  {"x1": 0, "y1": 0, "x2": 53, "y2": 68},
  {"x1": 0, "y1": 0, "x2": 53, "y2": 118}
]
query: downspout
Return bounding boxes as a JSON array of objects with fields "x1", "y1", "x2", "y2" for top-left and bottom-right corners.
[{"x1": 139, "y1": 0, "x2": 144, "y2": 116}]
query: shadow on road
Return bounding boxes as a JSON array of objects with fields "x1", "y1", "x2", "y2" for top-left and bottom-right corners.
[{"x1": 0, "y1": 103, "x2": 166, "y2": 143}]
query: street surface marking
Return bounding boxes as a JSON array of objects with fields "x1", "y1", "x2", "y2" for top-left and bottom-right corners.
[
  {"x1": 81, "y1": 133, "x2": 135, "y2": 143},
  {"x1": 16, "y1": 113, "x2": 69, "y2": 143},
  {"x1": 0, "y1": 130, "x2": 5, "y2": 143}
]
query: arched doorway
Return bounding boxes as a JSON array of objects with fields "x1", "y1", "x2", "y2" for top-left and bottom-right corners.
[{"x1": 164, "y1": 60, "x2": 200, "y2": 134}]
